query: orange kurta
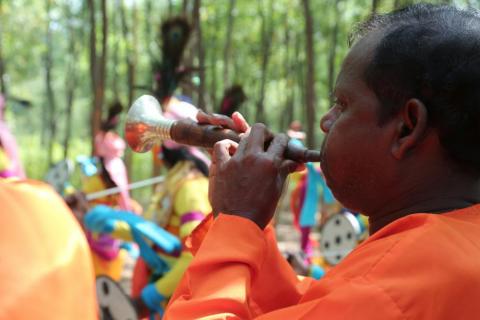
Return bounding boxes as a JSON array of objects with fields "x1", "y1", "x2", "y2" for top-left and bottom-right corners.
[
  {"x1": 166, "y1": 205, "x2": 480, "y2": 319},
  {"x1": 0, "y1": 179, "x2": 98, "y2": 319}
]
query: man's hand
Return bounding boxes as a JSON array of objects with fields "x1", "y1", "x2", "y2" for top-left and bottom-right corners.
[
  {"x1": 209, "y1": 123, "x2": 302, "y2": 229},
  {"x1": 197, "y1": 110, "x2": 250, "y2": 134}
]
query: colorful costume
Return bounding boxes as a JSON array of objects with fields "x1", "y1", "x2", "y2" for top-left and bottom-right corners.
[
  {"x1": 83, "y1": 102, "x2": 134, "y2": 281},
  {"x1": 132, "y1": 159, "x2": 211, "y2": 316},
  {"x1": 118, "y1": 16, "x2": 212, "y2": 318},
  {"x1": 0, "y1": 95, "x2": 25, "y2": 178},
  {"x1": 166, "y1": 205, "x2": 480, "y2": 319},
  {"x1": 290, "y1": 160, "x2": 335, "y2": 262},
  {"x1": 94, "y1": 130, "x2": 132, "y2": 210},
  {"x1": 0, "y1": 179, "x2": 96, "y2": 319}
]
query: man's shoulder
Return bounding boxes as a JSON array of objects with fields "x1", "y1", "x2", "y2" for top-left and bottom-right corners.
[
  {"x1": 318, "y1": 209, "x2": 480, "y2": 318},
  {"x1": 332, "y1": 210, "x2": 480, "y2": 278}
]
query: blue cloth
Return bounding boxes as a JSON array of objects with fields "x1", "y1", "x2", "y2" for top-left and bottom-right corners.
[
  {"x1": 299, "y1": 163, "x2": 335, "y2": 227},
  {"x1": 141, "y1": 283, "x2": 165, "y2": 317},
  {"x1": 309, "y1": 264, "x2": 325, "y2": 280},
  {"x1": 76, "y1": 155, "x2": 98, "y2": 177},
  {"x1": 85, "y1": 205, "x2": 181, "y2": 274}
]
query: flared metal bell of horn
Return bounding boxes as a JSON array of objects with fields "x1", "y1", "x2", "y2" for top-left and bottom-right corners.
[{"x1": 125, "y1": 95, "x2": 174, "y2": 153}]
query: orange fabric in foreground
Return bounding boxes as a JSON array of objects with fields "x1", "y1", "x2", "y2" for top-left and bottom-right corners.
[
  {"x1": 0, "y1": 179, "x2": 98, "y2": 319},
  {"x1": 166, "y1": 205, "x2": 480, "y2": 319}
]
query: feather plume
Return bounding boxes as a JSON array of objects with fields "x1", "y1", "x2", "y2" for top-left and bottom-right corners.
[{"x1": 153, "y1": 17, "x2": 192, "y2": 102}]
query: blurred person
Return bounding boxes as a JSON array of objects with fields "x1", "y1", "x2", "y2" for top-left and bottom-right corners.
[
  {"x1": 84, "y1": 101, "x2": 137, "y2": 281},
  {"x1": 0, "y1": 178, "x2": 96, "y2": 319},
  {"x1": 98, "y1": 16, "x2": 213, "y2": 318},
  {"x1": 0, "y1": 94, "x2": 25, "y2": 178},
  {"x1": 131, "y1": 97, "x2": 211, "y2": 318}
]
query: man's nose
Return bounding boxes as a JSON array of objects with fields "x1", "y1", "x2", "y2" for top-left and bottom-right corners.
[{"x1": 320, "y1": 110, "x2": 335, "y2": 133}]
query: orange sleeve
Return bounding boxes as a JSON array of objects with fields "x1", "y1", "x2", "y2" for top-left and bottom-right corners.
[
  {"x1": 165, "y1": 214, "x2": 314, "y2": 319},
  {"x1": 165, "y1": 213, "x2": 408, "y2": 320}
]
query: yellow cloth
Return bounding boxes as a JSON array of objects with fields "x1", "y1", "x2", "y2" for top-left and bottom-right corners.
[
  {"x1": 145, "y1": 161, "x2": 211, "y2": 298},
  {"x1": 91, "y1": 248, "x2": 127, "y2": 281},
  {"x1": 0, "y1": 147, "x2": 10, "y2": 171}
]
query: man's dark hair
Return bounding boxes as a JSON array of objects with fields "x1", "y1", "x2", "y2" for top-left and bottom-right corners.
[{"x1": 353, "y1": 4, "x2": 480, "y2": 173}]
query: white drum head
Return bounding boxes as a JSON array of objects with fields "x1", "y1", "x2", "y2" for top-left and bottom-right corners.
[
  {"x1": 96, "y1": 276, "x2": 138, "y2": 320},
  {"x1": 320, "y1": 212, "x2": 361, "y2": 266}
]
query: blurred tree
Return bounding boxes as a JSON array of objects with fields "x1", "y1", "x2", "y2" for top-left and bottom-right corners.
[
  {"x1": 44, "y1": 0, "x2": 57, "y2": 165},
  {"x1": 256, "y1": 0, "x2": 274, "y2": 123},
  {"x1": 302, "y1": 0, "x2": 316, "y2": 148},
  {"x1": 88, "y1": 0, "x2": 108, "y2": 151},
  {"x1": 223, "y1": 0, "x2": 236, "y2": 86},
  {"x1": 328, "y1": 0, "x2": 341, "y2": 106},
  {"x1": 0, "y1": 1, "x2": 5, "y2": 95},
  {"x1": 120, "y1": 0, "x2": 138, "y2": 176},
  {"x1": 62, "y1": 0, "x2": 80, "y2": 160},
  {"x1": 193, "y1": 0, "x2": 206, "y2": 110}
]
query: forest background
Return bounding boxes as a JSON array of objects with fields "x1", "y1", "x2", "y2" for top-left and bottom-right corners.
[{"x1": 0, "y1": 0, "x2": 475, "y2": 202}]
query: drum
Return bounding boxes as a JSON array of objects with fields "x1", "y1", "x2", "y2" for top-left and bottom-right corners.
[
  {"x1": 320, "y1": 211, "x2": 362, "y2": 266},
  {"x1": 96, "y1": 276, "x2": 138, "y2": 320}
]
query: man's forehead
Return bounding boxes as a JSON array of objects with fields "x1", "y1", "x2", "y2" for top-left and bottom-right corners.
[{"x1": 335, "y1": 32, "x2": 381, "y2": 91}]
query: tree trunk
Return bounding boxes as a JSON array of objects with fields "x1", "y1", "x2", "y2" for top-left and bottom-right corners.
[
  {"x1": 256, "y1": 0, "x2": 274, "y2": 124},
  {"x1": 302, "y1": 0, "x2": 316, "y2": 148},
  {"x1": 45, "y1": 0, "x2": 57, "y2": 166},
  {"x1": 371, "y1": 0, "x2": 380, "y2": 15},
  {"x1": 193, "y1": 0, "x2": 206, "y2": 110},
  {"x1": 295, "y1": 32, "x2": 305, "y2": 124},
  {"x1": 223, "y1": 0, "x2": 236, "y2": 86},
  {"x1": 291, "y1": 33, "x2": 302, "y2": 123},
  {"x1": 0, "y1": 1, "x2": 6, "y2": 96},
  {"x1": 281, "y1": 12, "x2": 292, "y2": 130},
  {"x1": 143, "y1": 0, "x2": 153, "y2": 62},
  {"x1": 182, "y1": 0, "x2": 189, "y2": 14},
  {"x1": 327, "y1": 0, "x2": 340, "y2": 106},
  {"x1": 120, "y1": 0, "x2": 138, "y2": 177},
  {"x1": 209, "y1": 15, "x2": 220, "y2": 111},
  {"x1": 88, "y1": 0, "x2": 108, "y2": 153},
  {"x1": 112, "y1": 0, "x2": 122, "y2": 98},
  {"x1": 63, "y1": 1, "x2": 78, "y2": 160}
]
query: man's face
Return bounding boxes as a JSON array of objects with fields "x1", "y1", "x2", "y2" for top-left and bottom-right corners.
[{"x1": 319, "y1": 34, "x2": 397, "y2": 215}]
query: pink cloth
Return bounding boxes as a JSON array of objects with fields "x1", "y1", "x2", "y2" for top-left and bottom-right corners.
[
  {"x1": 0, "y1": 96, "x2": 25, "y2": 178},
  {"x1": 94, "y1": 131, "x2": 131, "y2": 210}
]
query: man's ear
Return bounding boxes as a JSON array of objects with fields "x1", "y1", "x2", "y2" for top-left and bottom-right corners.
[{"x1": 391, "y1": 98, "x2": 428, "y2": 160}]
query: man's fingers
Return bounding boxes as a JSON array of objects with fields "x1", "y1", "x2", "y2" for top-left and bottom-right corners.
[
  {"x1": 196, "y1": 111, "x2": 237, "y2": 130},
  {"x1": 196, "y1": 110, "x2": 210, "y2": 123},
  {"x1": 267, "y1": 133, "x2": 289, "y2": 158},
  {"x1": 213, "y1": 139, "x2": 238, "y2": 165},
  {"x1": 245, "y1": 123, "x2": 267, "y2": 154},
  {"x1": 232, "y1": 112, "x2": 250, "y2": 133},
  {"x1": 280, "y1": 160, "x2": 303, "y2": 177}
]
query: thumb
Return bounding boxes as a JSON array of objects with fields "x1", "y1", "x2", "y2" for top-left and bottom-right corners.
[
  {"x1": 280, "y1": 160, "x2": 303, "y2": 178},
  {"x1": 212, "y1": 139, "x2": 238, "y2": 166}
]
